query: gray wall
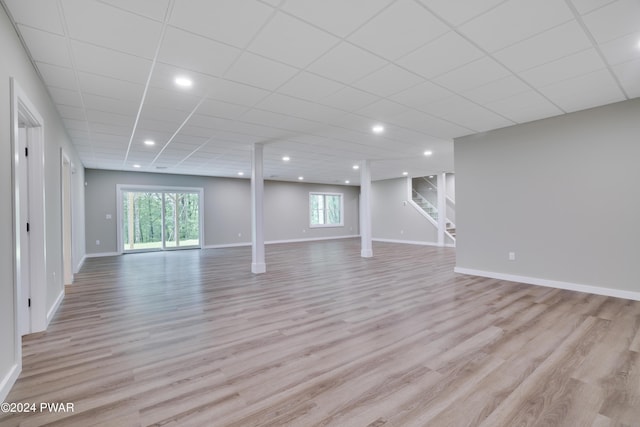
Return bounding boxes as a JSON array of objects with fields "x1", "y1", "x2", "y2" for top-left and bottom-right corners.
[
  {"x1": 84, "y1": 169, "x2": 359, "y2": 253},
  {"x1": 455, "y1": 98, "x2": 640, "y2": 293},
  {"x1": 372, "y1": 177, "x2": 438, "y2": 244},
  {"x1": 1, "y1": 5, "x2": 85, "y2": 398}
]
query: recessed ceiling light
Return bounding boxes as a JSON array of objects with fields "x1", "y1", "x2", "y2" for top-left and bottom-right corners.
[
  {"x1": 372, "y1": 124, "x2": 384, "y2": 134},
  {"x1": 144, "y1": 139, "x2": 155, "y2": 146},
  {"x1": 402, "y1": 172, "x2": 408, "y2": 176},
  {"x1": 429, "y1": 175, "x2": 434, "y2": 178},
  {"x1": 174, "y1": 76, "x2": 193, "y2": 88},
  {"x1": 352, "y1": 164, "x2": 359, "y2": 170},
  {"x1": 238, "y1": 172, "x2": 244, "y2": 176},
  {"x1": 298, "y1": 176, "x2": 304, "y2": 180},
  {"x1": 345, "y1": 180, "x2": 350, "y2": 184},
  {"x1": 423, "y1": 150, "x2": 433, "y2": 156},
  {"x1": 133, "y1": 164, "x2": 141, "y2": 168},
  {"x1": 282, "y1": 156, "x2": 290, "y2": 162}
]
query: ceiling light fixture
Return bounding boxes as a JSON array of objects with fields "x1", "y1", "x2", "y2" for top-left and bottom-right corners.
[
  {"x1": 282, "y1": 156, "x2": 290, "y2": 162},
  {"x1": 238, "y1": 172, "x2": 244, "y2": 176},
  {"x1": 429, "y1": 175, "x2": 434, "y2": 178},
  {"x1": 174, "y1": 76, "x2": 193, "y2": 88},
  {"x1": 345, "y1": 180, "x2": 350, "y2": 184},
  {"x1": 298, "y1": 176, "x2": 304, "y2": 180},
  {"x1": 372, "y1": 124, "x2": 384, "y2": 134},
  {"x1": 133, "y1": 164, "x2": 141, "y2": 168},
  {"x1": 144, "y1": 140, "x2": 155, "y2": 146},
  {"x1": 352, "y1": 164, "x2": 359, "y2": 170},
  {"x1": 402, "y1": 172, "x2": 408, "y2": 176},
  {"x1": 423, "y1": 150, "x2": 433, "y2": 156}
]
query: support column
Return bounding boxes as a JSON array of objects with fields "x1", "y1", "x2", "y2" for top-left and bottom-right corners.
[
  {"x1": 437, "y1": 171, "x2": 446, "y2": 246},
  {"x1": 360, "y1": 160, "x2": 373, "y2": 258},
  {"x1": 251, "y1": 143, "x2": 266, "y2": 273}
]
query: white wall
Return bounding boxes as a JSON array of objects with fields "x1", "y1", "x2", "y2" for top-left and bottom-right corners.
[
  {"x1": 0, "y1": 5, "x2": 85, "y2": 400},
  {"x1": 84, "y1": 169, "x2": 360, "y2": 253},
  {"x1": 455, "y1": 98, "x2": 640, "y2": 298},
  {"x1": 372, "y1": 177, "x2": 438, "y2": 245}
]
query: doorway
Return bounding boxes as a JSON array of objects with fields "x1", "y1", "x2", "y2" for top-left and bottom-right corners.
[
  {"x1": 11, "y1": 78, "x2": 47, "y2": 340},
  {"x1": 117, "y1": 186, "x2": 203, "y2": 253}
]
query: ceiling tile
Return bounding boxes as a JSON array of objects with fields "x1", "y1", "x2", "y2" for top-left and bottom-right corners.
[
  {"x1": 158, "y1": 26, "x2": 241, "y2": 77},
  {"x1": 462, "y1": 75, "x2": 531, "y2": 104},
  {"x1": 418, "y1": 0, "x2": 505, "y2": 26},
  {"x1": 389, "y1": 110, "x2": 472, "y2": 139},
  {"x1": 241, "y1": 108, "x2": 320, "y2": 133},
  {"x1": 17, "y1": 25, "x2": 72, "y2": 67},
  {"x1": 281, "y1": 0, "x2": 392, "y2": 37},
  {"x1": 319, "y1": 87, "x2": 380, "y2": 111},
  {"x1": 82, "y1": 93, "x2": 139, "y2": 116},
  {"x1": 307, "y1": 42, "x2": 388, "y2": 84},
  {"x1": 196, "y1": 99, "x2": 249, "y2": 120},
  {"x1": 352, "y1": 64, "x2": 424, "y2": 97},
  {"x1": 419, "y1": 95, "x2": 514, "y2": 131},
  {"x1": 170, "y1": 0, "x2": 273, "y2": 48},
  {"x1": 349, "y1": 0, "x2": 448, "y2": 60},
  {"x1": 570, "y1": 0, "x2": 617, "y2": 15},
  {"x1": 397, "y1": 31, "x2": 484, "y2": 79},
  {"x1": 389, "y1": 81, "x2": 453, "y2": 108},
  {"x1": 77, "y1": 72, "x2": 145, "y2": 102},
  {"x1": 433, "y1": 56, "x2": 511, "y2": 92},
  {"x1": 48, "y1": 87, "x2": 83, "y2": 107},
  {"x1": 86, "y1": 109, "x2": 135, "y2": 127},
  {"x1": 57, "y1": 105, "x2": 86, "y2": 121},
  {"x1": 4, "y1": 0, "x2": 65, "y2": 34},
  {"x1": 144, "y1": 86, "x2": 202, "y2": 113},
  {"x1": 459, "y1": 0, "x2": 574, "y2": 52},
  {"x1": 539, "y1": 69, "x2": 626, "y2": 112},
  {"x1": 348, "y1": 0, "x2": 448, "y2": 60},
  {"x1": 99, "y1": 0, "x2": 170, "y2": 21},
  {"x1": 486, "y1": 90, "x2": 564, "y2": 122},
  {"x1": 520, "y1": 48, "x2": 606, "y2": 87},
  {"x1": 208, "y1": 79, "x2": 270, "y2": 107},
  {"x1": 356, "y1": 99, "x2": 408, "y2": 120},
  {"x1": 256, "y1": 93, "x2": 345, "y2": 123},
  {"x1": 63, "y1": 118, "x2": 89, "y2": 131},
  {"x1": 582, "y1": 0, "x2": 640, "y2": 43},
  {"x1": 224, "y1": 52, "x2": 299, "y2": 91},
  {"x1": 61, "y1": 0, "x2": 163, "y2": 58},
  {"x1": 34, "y1": 62, "x2": 77, "y2": 91},
  {"x1": 278, "y1": 72, "x2": 344, "y2": 101},
  {"x1": 493, "y1": 21, "x2": 592, "y2": 72},
  {"x1": 612, "y1": 58, "x2": 640, "y2": 97},
  {"x1": 599, "y1": 31, "x2": 640, "y2": 65},
  {"x1": 248, "y1": 12, "x2": 339, "y2": 68},
  {"x1": 71, "y1": 41, "x2": 152, "y2": 84}
]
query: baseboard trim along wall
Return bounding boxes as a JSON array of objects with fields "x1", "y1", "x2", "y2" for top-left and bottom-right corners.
[
  {"x1": 85, "y1": 252, "x2": 120, "y2": 258},
  {"x1": 47, "y1": 289, "x2": 65, "y2": 325},
  {"x1": 204, "y1": 235, "x2": 360, "y2": 249},
  {"x1": 0, "y1": 363, "x2": 20, "y2": 402},
  {"x1": 373, "y1": 238, "x2": 440, "y2": 247},
  {"x1": 74, "y1": 255, "x2": 86, "y2": 273},
  {"x1": 454, "y1": 267, "x2": 640, "y2": 302}
]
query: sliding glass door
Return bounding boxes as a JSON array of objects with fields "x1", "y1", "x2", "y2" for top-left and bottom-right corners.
[{"x1": 119, "y1": 186, "x2": 202, "y2": 253}]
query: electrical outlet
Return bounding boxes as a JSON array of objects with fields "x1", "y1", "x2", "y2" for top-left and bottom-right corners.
[
  {"x1": 508, "y1": 252, "x2": 516, "y2": 261},
  {"x1": 105, "y1": 214, "x2": 112, "y2": 220}
]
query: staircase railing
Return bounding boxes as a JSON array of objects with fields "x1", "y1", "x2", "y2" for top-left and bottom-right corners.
[{"x1": 411, "y1": 189, "x2": 438, "y2": 222}]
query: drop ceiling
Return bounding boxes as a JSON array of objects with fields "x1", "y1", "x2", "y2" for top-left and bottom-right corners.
[{"x1": 2, "y1": 0, "x2": 639, "y2": 184}]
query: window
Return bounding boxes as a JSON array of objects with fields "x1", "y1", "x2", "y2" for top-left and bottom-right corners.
[{"x1": 310, "y1": 192, "x2": 343, "y2": 227}]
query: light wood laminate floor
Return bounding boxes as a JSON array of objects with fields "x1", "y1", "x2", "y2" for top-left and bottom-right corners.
[{"x1": 2, "y1": 239, "x2": 640, "y2": 426}]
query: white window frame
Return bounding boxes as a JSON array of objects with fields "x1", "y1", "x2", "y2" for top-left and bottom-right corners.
[{"x1": 309, "y1": 192, "x2": 344, "y2": 228}]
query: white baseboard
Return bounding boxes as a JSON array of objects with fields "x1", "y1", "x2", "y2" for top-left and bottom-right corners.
[
  {"x1": 454, "y1": 267, "x2": 640, "y2": 302},
  {"x1": 47, "y1": 288, "x2": 65, "y2": 325},
  {"x1": 204, "y1": 235, "x2": 360, "y2": 249},
  {"x1": 373, "y1": 238, "x2": 440, "y2": 247},
  {"x1": 85, "y1": 252, "x2": 120, "y2": 258},
  {"x1": 0, "y1": 363, "x2": 20, "y2": 402}
]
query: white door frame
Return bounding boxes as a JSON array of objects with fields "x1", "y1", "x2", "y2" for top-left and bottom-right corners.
[
  {"x1": 11, "y1": 78, "x2": 48, "y2": 345},
  {"x1": 61, "y1": 150, "x2": 73, "y2": 285}
]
